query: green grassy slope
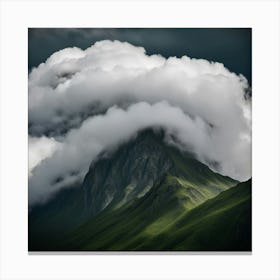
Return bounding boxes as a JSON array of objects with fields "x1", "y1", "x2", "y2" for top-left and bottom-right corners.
[
  {"x1": 166, "y1": 145, "x2": 237, "y2": 201},
  {"x1": 62, "y1": 179, "x2": 251, "y2": 251},
  {"x1": 139, "y1": 179, "x2": 252, "y2": 251}
]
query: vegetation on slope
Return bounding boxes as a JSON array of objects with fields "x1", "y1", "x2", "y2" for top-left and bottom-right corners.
[{"x1": 62, "y1": 180, "x2": 251, "y2": 251}]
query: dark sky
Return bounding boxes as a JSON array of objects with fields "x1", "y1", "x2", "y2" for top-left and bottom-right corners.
[{"x1": 28, "y1": 28, "x2": 251, "y2": 84}]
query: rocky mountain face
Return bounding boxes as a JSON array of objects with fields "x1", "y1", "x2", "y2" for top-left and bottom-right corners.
[
  {"x1": 29, "y1": 129, "x2": 245, "y2": 251},
  {"x1": 81, "y1": 129, "x2": 237, "y2": 218},
  {"x1": 82, "y1": 130, "x2": 174, "y2": 216}
]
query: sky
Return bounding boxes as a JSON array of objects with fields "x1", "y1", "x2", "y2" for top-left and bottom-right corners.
[
  {"x1": 28, "y1": 28, "x2": 252, "y2": 206},
  {"x1": 29, "y1": 28, "x2": 251, "y2": 85}
]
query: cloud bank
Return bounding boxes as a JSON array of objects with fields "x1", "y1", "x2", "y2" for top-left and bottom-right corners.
[{"x1": 28, "y1": 40, "x2": 251, "y2": 206}]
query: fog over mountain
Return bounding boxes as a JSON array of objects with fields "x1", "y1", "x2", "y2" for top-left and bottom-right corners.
[{"x1": 28, "y1": 40, "x2": 251, "y2": 206}]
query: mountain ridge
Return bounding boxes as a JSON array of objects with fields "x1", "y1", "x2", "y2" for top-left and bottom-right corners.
[{"x1": 81, "y1": 128, "x2": 237, "y2": 218}]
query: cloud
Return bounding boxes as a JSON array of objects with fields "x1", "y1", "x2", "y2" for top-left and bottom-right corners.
[
  {"x1": 28, "y1": 136, "x2": 61, "y2": 176},
  {"x1": 29, "y1": 40, "x2": 249, "y2": 135},
  {"x1": 28, "y1": 28, "x2": 252, "y2": 84},
  {"x1": 28, "y1": 40, "x2": 251, "y2": 206}
]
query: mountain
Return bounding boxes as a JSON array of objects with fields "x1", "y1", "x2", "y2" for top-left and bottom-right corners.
[
  {"x1": 63, "y1": 179, "x2": 251, "y2": 251},
  {"x1": 29, "y1": 129, "x2": 247, "y2": 251},
  {"x1": 81, "y1": 129, "x2": 237, "y2": 217}
]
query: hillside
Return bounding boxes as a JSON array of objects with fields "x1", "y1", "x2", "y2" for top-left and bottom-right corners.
[
  {"x1": 62, "y1": 179, "x2": 251, "y2": 251},
  {"x1": 28, "y1": 129, "x2": 242, "y2": 251}
]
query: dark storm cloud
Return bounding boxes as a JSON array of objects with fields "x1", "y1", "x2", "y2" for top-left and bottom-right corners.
[{"x1": 28, "y1": 28, "x2": 251, "y2": 84}]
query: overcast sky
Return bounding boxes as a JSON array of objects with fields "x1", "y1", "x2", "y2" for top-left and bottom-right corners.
[{"x1": 28, "y1": 29, "x2": 252, "y2": 206}]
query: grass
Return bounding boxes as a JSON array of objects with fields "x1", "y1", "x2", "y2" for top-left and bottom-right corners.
[{"x1": 60, "y1": 179, "x2": 251, "y2": 251}]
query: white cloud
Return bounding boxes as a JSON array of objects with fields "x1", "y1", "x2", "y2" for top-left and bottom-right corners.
[
  {"x1": 28, "y1": 136, "x2": 61, "y2": 176},
  {"x1": 28, "y1": 40, "x2": 251, "y2": 206}
]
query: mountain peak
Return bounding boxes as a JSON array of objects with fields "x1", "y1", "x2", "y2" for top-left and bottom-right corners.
[
  {"x1": 82, "y1": 128, "x2": 237, "y2": 217},
  {"x1": 82, "y1": 128, "x2": 174, "y2": 214}
]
